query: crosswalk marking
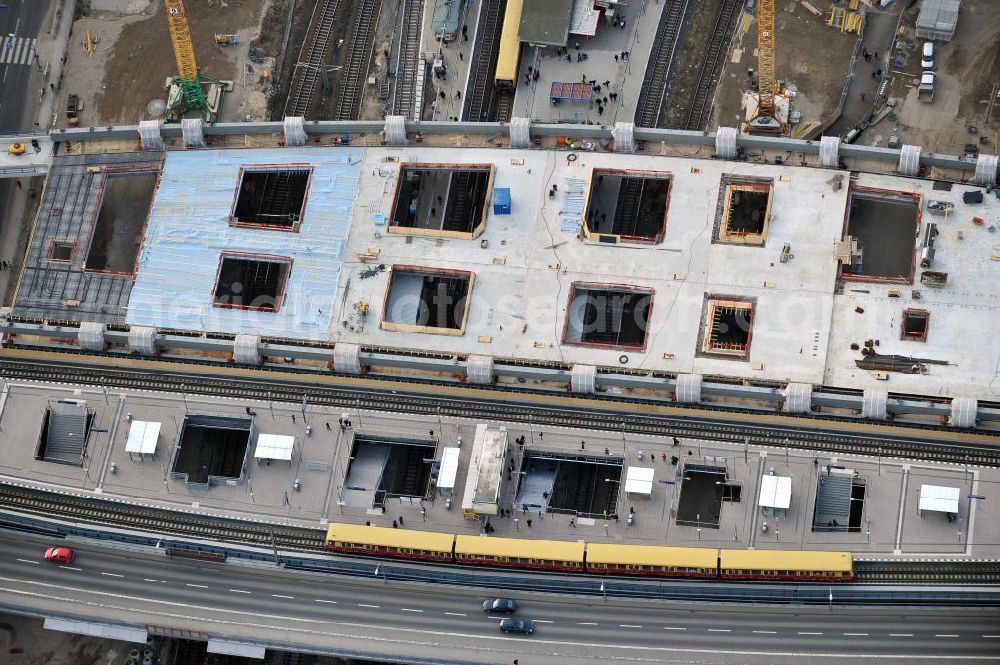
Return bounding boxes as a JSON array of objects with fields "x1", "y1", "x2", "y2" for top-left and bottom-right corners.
[{"x1": 0, "y1": 37, "x2": 37, "y2": 66}]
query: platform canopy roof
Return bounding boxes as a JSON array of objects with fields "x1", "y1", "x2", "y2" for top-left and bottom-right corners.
[
  {"x1": 255, "y1": 433, "x2": 295, "y2": 461},
  {"x1": 125, "y1": 420, "x2": 160, "y2": 456},
  {"x1": 758, "y1": 474, "x2": 792, "y2": 509},
  {"x1": 624, "y1": 466, "x2": 654, "y2": 496},
  {"x1": 438, "y1": 447, "x2": 460, "y2": 490},
  {"x1": 919, "y1": 484, "x2": 960, "y2": 514}
]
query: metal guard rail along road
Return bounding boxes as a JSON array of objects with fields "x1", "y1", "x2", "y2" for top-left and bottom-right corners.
[
  {"x1": 0, "y1": 355, "x2": 998, "y2": 465},
  {"x1": 2, "y1": 510, "x2": 999, "y2": 594}
]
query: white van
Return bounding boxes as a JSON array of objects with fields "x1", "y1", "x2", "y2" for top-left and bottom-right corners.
[{"x1": 922, "y1": 42, "x2": 934, "y2": 70}]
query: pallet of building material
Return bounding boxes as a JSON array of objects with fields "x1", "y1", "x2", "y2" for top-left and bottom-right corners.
[{"x1": 843, "y1": 12, "x2": 863, "y2": 34}]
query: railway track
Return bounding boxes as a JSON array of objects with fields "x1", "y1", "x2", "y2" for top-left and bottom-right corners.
[
  {"x1": 683, "y1": 0, "x2": 742, "y2": 130},
  {"x1": 3, "y1": 483, "x2": 999, "y2": 586},
  {"x1": 0, "y1": 484, "x2": 324, "y2": 551},
  {"x1": 633, "y1": 0, "x2": 690, "y2": 128},
  {"x1": 284, "y1": 0, "x2": 341, "y2": 118},
  {"x1": 335, "y1": 0, "x2": 382, "y2": 120},
  {"x1": 1, "y1": 356, "x2": 998, "y2": 466},
  {"x1": 391, "y1": 0, "x2": 425, "y2": 118},
  {"x1": 855, "y1": 560, "x2": 1000, "y2": 585},
  {"x1": 462, "y1": 0, "x2": 507, "y2": 122}
]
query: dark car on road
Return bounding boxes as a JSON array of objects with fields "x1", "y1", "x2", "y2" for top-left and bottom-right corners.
[
  {"x1": 499, "y1": 618, "x2": 535, "y2": 635},
  {"x1": 483, "y1": 598, "x2": 518, "y2": 614}
]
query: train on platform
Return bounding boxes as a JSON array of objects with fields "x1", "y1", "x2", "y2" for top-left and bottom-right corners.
[
  {"x1": 494, "y1": 0, "x2": 525, "y2": 89},
  {"x1": 325, "y1": 523, "x2": 855, "y2": 582}
]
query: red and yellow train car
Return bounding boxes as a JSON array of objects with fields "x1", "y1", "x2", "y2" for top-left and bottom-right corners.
[
  {"x1": 325, "y1": 523, "x2": 455, "y2": 562},
  {"x1": 585, "y1": 543, "x2": 719, "y2": 578},
  {"x1": 454, "y1": 534, "x2": 585, "y2": 572},
  {"x1": 718, "y1": 549, "x2": 854, "y2": 581}
]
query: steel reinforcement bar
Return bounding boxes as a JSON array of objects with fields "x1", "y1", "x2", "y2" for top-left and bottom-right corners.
[{"x1": 1, "y1": 356, "x2": 998, "y2": 466}]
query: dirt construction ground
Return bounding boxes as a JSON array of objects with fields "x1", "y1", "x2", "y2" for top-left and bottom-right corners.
[
  {"x1": 887, "y1": 0, "x2": 1000, "y2": 154},
  {"x1": 711, "y1": 1, "x2": 857, "y2": 133},
  {"x1": 57, "y1": 0, "x2": 270, "y2": 127}
]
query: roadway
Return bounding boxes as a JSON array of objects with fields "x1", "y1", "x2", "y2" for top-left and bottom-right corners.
[
  {"x1": 0, "y1": 0, "x2": 53, "y2": 132},
  {"x1": 1, "y1": 532, "x2": 998, "y2": 664}
]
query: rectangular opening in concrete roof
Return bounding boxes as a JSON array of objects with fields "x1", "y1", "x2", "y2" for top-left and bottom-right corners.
[
  {"x1": 585, "y1": 169, "x2": 671, "y2": 244},
  {"x1": 213, "y1": 253, "x2": 291, "y2": 312},
  {"x1": 47, "y1": 240, "x2": 76, "y2": 263},
  {"x1": 699, "y1": 296, "x2": 755, "y2": 359},
  {"x1": 231, "y1": 166, "x2": 312, "y2": 230},
  {"x1": 713, "y1": 176, "x2": 773, "y2": 246},
  {"x1": 901, "y1": 308, "x2": 929, "y2": 342},
  {"x1": 389, "y1": 164, "x2": 494, "y2": 238},
  {"x1": 84, "y1": 170, "x2": 158, "y2": 274},
  {"x1": 564, "y1": 283, "x2": 653, "y2": 350},
  {"x1": 841, "y1": 188, "x2": 920, "y2": 283},
  {"x1": 382, "y1": 265, "x2": 474, "y2": 335}
]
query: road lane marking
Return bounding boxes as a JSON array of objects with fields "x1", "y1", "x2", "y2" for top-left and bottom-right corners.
[
  {"x1": 272, "y1": 594, "x2": 294, "y2": 599},
  {"x1": 358, "y1": 603, "x2": 380, "y2": 608},
  {"x1": 186, "y1": 583, "x2": 208, "y2": 588},
  {"x1": 798, "y1": 632, "x2": 823, "y2": 635},
  {"x1": 401, "y1": 608, "x2": 423, "y2": 613},
  {"x1": 577, "y1": 622, "x2": 599, "y2": 626},
  {"x1": 983, "y1": 635, "x2": 1000, "y2": 638},
  {"x1": 143, "y1": 579, "x2": 166, "y2": 583},
  {"x1": 534, "y1": 620, "x2": 553, "y2": 624},
  {"x1": 752, "y1": 630, "x2": 777, "y2": 634},
  {"x1": 315, "y1": 599, "x2": 337, "y2": 604},
  {"x1": 15, "y1": 558, "x2": 38, "y2": 564},
  {"x1": 889, "y1": 634, "x2": 913, "y2": 637},
  {"x1": 444, "y1": 612, "x2": 465, "y2": 616},
  {"x1": 620, "y1": 624, "x2": 642, "y2": 628},
  {"x1": 4, "y1": 576, "x2": 993, "y2": 660},
  {"x1": 100, "y1": 572, "x2": 124, "y2": 578},
  {"x1": 935, "y1": 635, "x2": 960, "y2": 638},
  {"x1": 59, "y1": 566, "x2": 81, "y2": 571},
  {"x1": 843, "y1": 633, "x2": 869, "y2": 636},
  {"x1": 708, "y1": 629, "x2": 731, "y2": 632},
  {"x1": 229, "y1": 589, "x2": 251, "y2": 594}
]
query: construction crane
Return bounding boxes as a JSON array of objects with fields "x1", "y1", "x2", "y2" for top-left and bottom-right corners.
[
  {"x1": 744, "y1": 0, "x2": 785, "y2": 135},
  {"x1": 163, "y1": 0, "x2": 227, "y2": 122}
]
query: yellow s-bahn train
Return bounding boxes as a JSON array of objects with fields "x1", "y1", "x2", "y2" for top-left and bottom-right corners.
[
  {"x1": 494, "y1": 0, "x2": 524, "y2": 89},
  {"x1": 325, "y1": 523, "x2": 854, "y2": 582}
]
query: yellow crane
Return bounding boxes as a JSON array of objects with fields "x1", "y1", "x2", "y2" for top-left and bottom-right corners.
[
  {"x1": 745, "y1": 0, "x2": 784, "y2": 134},
  {"x1": 163, "y1": 0, "x2": 226, "y2": 122}
]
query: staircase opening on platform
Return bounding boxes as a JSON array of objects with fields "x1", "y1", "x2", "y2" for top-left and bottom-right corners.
[
  {"x1": 714, "y1": 176, "x2": 773, "y2": 246},
  {"x1": 699, "y1": 296, "x2": 755, "y2": 359},
  {"x1": 563, "y1": 283, "x2": 653, "y2": 350},
  {"x1": 213, "y1": 253, "x2": 291, "y2": 312},
  {"x1": 172, "y1": 415, "x2": 251, "y2": 485},
  {"x1": 344, "y1": 435, "x2": 437, "y2": 509},
  {"x1": 584, "y1": 169, "x2": 671, "y2": 244},
  {"x1": 382, "y1": 266, "x2": 474, "y2": 334},
  {"x1": 389, "y1": 164, "x2": 494, "y2": 238},
  {"x1": 231, "y1": 166, "x2": 312, "y2": 230}
]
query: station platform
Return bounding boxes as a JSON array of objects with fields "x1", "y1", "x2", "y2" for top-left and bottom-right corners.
[{"x1": 0, "y1": 378, "x2": 994, "y2": 560}]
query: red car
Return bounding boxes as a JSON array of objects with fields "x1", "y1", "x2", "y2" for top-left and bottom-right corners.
[{"x1": 44, "y1": 547, "x2": 75, "y2": 564}]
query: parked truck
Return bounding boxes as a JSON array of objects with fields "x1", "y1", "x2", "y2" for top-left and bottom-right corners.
[{"x1": 918, "y1": 72, "x2": 935, "y2": 102}]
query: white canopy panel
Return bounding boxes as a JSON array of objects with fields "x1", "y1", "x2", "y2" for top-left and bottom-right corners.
[
  {"x1": 919, "y1": 484, "x2": 960, "y2": 514},
  {"x1": 438, "y1": 447, "x2": 460, "y2": 490},
  {"x1": 758, "y1": 474, "x2": 792, "y2": 509},
  {"x1": 255, "y1": 433, "x2": 295, "y2": 461},
  {"x1": 624, "y1": 466, "x2": 654, "y2": 496},
  {"x1": 125, "y1": 420, "x2": 160, "y2": 455}
]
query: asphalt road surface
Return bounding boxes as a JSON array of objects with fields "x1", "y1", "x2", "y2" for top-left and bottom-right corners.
[
  {"x1": 0, "y1": 532, "x2": 998, "y2": 664},
  {"x1": 0, "y1": 0, "x2": 53, "y2": 132}
]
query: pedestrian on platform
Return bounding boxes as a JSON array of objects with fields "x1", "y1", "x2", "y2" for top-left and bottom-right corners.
[
  {"x1": 526, "y1": 519, "x2": 532, "y2": 527},
  {"x1": 392, "y1": 519, "x2": 398, "y2": 528},
  {"x1": 605, "y1": 447, "x2": 610, "y2": 455},
  {"x1": 580, "y1": 441, "x2": 586, "y2": 450},
  {"x1": 569, "y1": 518, "x2": 575, "y2": 527}
]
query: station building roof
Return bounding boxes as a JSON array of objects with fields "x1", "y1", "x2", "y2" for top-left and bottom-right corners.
[{"x1": 519, "y1": 0, "x2": 574, "y2": 46}]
